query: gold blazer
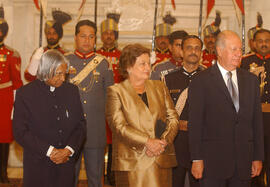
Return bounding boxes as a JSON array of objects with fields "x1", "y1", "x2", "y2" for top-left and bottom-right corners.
[{"x1": 106, "y1": 79, "x2": 179, "y2": 171}]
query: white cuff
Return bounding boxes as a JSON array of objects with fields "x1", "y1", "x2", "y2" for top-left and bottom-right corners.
[
  {"x1": 65, "y1": 146, "x2": 75, "y2": 157},
  {"x1": 46, "y1": 145, "x2": 55, "y2": 157}
]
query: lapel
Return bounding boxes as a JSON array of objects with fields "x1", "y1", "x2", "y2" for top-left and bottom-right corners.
[
  {"x1": 145, "y1": 80, "x2": 158, "y2": 117},
  {"x1": 210, "y1": 64, "x2": 237, "y2": 112},
  {"x1": 236, "y1": 68, "x2": 245, "y2": 114}
]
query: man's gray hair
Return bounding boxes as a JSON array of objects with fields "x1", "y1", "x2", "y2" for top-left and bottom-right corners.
[
  {"x1": 37, "y1": 49, "x2": 70, "y2": 81},
  {"x1": 215, "y1": 32, "x2": 226, "y2": 52}
]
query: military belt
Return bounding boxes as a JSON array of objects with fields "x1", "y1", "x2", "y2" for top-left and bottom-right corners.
[
  {"x1": 0, "y1": 81, "x2": 12, "y2": 89},
  {"x1": 262, "y1": 103, "x2": 270, "y2": 113}
]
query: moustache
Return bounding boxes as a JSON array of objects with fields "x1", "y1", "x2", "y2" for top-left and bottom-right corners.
[
  {"x1": 188, "y1": 54, "x2": 198, "y2": 58},
  {"x1": 160, "y1": 41, "x2": 166, "y2": 45},
  {"x1": 207, "y1": 41, "x2": 214, "y2": 45},
  {"x1": 261, "y1": 45, "x2": 268, "y2": 49}
]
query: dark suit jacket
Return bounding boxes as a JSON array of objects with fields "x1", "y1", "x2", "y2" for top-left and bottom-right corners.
[
  {"x1": 188, "y1": 63, "x2": 264, "y2": 180},
  {"x1": 13, "y1": 80, "x2": 86, "y2": 187}
]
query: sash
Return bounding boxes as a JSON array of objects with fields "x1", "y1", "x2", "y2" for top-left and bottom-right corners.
[
  {"x1": 175, "y1": 88, "x2": 188, "y2": 116},
  {"x1": 70, "y1": 55, "x2": 104, "y2": 85}
]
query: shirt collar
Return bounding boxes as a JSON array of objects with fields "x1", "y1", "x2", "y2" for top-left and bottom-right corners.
[
  {"x1": 50, "y1": 86, "x2": 55, "y2": 92},
  {"x1": 217, "y1": 62, "x2": 238, "y2": 89}
]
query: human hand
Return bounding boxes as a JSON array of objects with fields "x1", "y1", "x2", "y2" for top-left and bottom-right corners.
[
  {"x1": 251, "y1": 160, "x2": 263, "y2": 178},
  {"x1": 145, "y1": 138, "x2": 166, "y2": 156},
  {"x1": 145, "y1": 149, "x2": 155, "y2": 157},
  {"x1": 50, "y1": 148, "x2": 71, "y2": 164},
  {"x1": 191, "y1": 160, "x2": 204, "y2": 179}
]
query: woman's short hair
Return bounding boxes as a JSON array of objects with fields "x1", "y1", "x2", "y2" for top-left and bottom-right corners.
[
  {"x1": 37, "y1": 49, "x2": 69, "y2": 81},
  {"x1": 119, "y1": 44, "x2": 150, "y2": 79}
]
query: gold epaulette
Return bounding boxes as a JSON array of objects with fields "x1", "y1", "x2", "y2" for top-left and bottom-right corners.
[
  {"x1": 5, "y1": 45, "x2": 20, "y2": 58},
  {"x1": 61, "y1": 48, "x2": 70, "y2": 55},
  {"x1": 242, "y1": 52, "x2": 255, "y2": 59},
  {"x1": 152, "y1": 59, "x2": 169, "y2": 71},
  {"x1": 198, "y1": 63, "x2": 207, "y2": 70},
  {"x1": 95, "y1": 53, "x2": 112, "y2": 69},
  {"x1": 64, "y1": 51, "x2": 73, "y2": 56}
]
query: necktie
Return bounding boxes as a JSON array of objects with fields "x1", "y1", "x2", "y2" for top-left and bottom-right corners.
[{"x1": 227, "y1": 71, "x2": 239, "y2": 112}]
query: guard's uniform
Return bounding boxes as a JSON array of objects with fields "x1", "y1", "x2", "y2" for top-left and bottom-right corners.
[
  {"x1": 241, "y1": 53, "x2": 270, "y2": 187},
  {"x1": 96, "y1": 46, "x2": 122, "y2": 147},
  {"x1": 202, "y1": 49, "x2": 216, "y2": 68},
  {"x1": 153, "y1": 48, "x2": 171, "y2": 66},
  {"x1": 66, "y1": 50, "x2": 114, "y2": 187},
  {"x1": 165, "y1": 66, "x2": 203, "y2": 187},
  {"x1": 24, "y1": 45, "x2": 69, "y2": 82},
  {"x1": 96, "y1": 46, "x2": 122, "y2": 84},
  {"x1": 151, "y1": 57, "x2": 182, "y2": 81},
  {"x1": 0, "y1": 44, "x2": 23, "y2": 143}
]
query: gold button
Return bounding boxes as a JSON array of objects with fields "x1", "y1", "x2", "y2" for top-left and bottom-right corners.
[
  {"x1": 264, "y1": 62, "x2": 266, "y2": 64},
  {"x1": 84, "y1": 113, "x2": 87, "y2": 117},
  {"x1": 266, "y1": 102, "x2": 268, "y2": 104},
  {"x1": 83, "y1": 62, "x2": 86, "y2": 66},
  {"x1": 266, "y1": 91, "x2": 269, "y2": 94},
  {"x1": 7, "y1": 52, "x2": 10, "y2": 55},
  {"x1": 82, "y1": 87, "x2": 86, "y2": 91},
  {"x1": 83, "y1": 100, "x2": 87, "y2": 104},
  {"x1": 265, "y1": 81, "x2": 268, "y2": 84}
]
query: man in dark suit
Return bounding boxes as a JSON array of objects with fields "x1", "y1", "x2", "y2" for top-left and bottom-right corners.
[{"x1": 188, "y1": 30, "x2": 264, "y2": 187}]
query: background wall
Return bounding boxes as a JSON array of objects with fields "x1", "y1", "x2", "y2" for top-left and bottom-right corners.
[{"x1": 2, "y1": 0, "x2": 268, "y2": 166}]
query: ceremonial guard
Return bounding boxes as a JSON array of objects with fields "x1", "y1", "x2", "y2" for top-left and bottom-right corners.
[
  {"x1": 241, "y1": 28, "x2": 270, "y2": 187},
  {"x1": 247, "y1": 13, "x2": 263, "y2": 54},
  {"x1": 202, "y1": 11, "x2": 221, "y2": 68},
  {"x1": 25, "y1": 9, "x2": 71, "y2": 82},
  {"x1": 66, "y1": 20, "x2": 114, "y2": 187},
  {"x1": 165, "y1": 35, "x2": 204, "y2": 187},
  {"x1": 153, "y1": 13, "x2": 176, "y2": 66},
  {"x1": 151, "y1": 30, "x2": 188, "y2": 81},
  {"x1": 96, "y1": 12, "x2": 122, "y2": 185},
  {"x1": 0, "y1": 6, "x2": 23, "y2": 184}
]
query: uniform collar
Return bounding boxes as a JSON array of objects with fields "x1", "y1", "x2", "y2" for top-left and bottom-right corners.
[
  {"x1": 101, "y1": 46, "x2": 117, "y2": 52},
  {"x1": 182, "y1": 66, "x2": 200, "y2": 77},
  {"x1": 155, "y1": 47, "x2": 169, "y2": 54},
  {"x1": 255, "y1": 53, "x2": 270, "y2": 60},
  {"x1": 74, "y1": 50, "x2": 95, "y2": 59}
]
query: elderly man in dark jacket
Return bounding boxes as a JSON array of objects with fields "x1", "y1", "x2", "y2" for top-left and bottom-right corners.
[{"x1": 13, "y1": 50, "x2": 86, "y2": 187}]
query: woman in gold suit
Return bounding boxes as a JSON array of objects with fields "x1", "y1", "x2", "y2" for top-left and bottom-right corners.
[{"x1": 105, "y1": 44, "x2": 179, "y2": 187}]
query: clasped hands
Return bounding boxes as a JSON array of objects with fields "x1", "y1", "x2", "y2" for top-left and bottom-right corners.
[
  {"x1": 145, "y1": 138, "x2": 167, "y2": 157},
  {"x1": 50, "y1": 148, "x2": 72, "y2": 164}
]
